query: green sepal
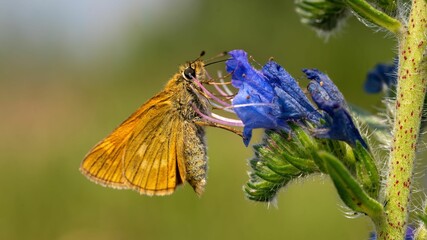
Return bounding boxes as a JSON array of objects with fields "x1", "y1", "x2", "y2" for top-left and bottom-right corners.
[
  {"x1": 292, "y1": 123, "x2": 318, "y2": 151},
  {"x1": 354, "y1": 141, "x2": 380, "y2": 199},
  {"x1": 252, "y1": 145, "x2": 302, "y2": 178},
  {"x1": 250, "y1": 157, "x2": 289, "y2": 184},
  {"x1": 267, "y1": 130, "x2": 309, "y2": 158},
  {"x1": 308, "y1": 149, "x2": 328, "y2": 173},
  {"x1": 291, "y1": 125, "x2": 331, "y2": 173},
  {"x1": 317, "y1": 139, "x2": 356, "y2": 173},
  {"x1": 280, "y1": 151, "x2": 318, "y2": 173},
  {"x1": 320, "y1": 151, "x2": 383, "y2": 218},
  {"x1": 268, "y1": 128, "x2": 318, "y2": 172},
  {"x1": 244, "y1": 129, "x2": 321, "y2": 202},
  {"x1": 244, "y1": 175, "x2": 289, "y2": 202}
]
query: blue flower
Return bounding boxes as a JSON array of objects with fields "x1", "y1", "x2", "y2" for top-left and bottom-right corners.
[
  {"x1": 364, "y1": 62, "x2": 397, "y2": 94},
  {"x1": 305, "y1": 69, "x2": 367, "y2": 148},
  {"x1": 226, "y1": 50, "x2": 320, "y2": 146},
  {"x1": 226, "y1": 50, "x2": 281, "y2": 146},
  {"x1": 226, "y1": 50, "x2": 367, "y2": 149}
]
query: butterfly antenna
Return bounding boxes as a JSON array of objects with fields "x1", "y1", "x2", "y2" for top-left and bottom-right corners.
[
  {"x1": 204, "y1": 51, "x2": 229, "y2": 67},
  {"x1": 191, "y1": 51, "x2": 206, "y2": 63}
]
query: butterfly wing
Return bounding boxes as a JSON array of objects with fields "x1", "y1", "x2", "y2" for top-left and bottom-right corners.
[
  {"x1": 80, "y1": 90, "x2": 186, "y2": 194},
  {"x1": 122, "y1": 96, "x2": 187, "y2": 196}
]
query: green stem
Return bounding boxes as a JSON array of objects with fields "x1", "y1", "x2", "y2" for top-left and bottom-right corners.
[
  {"x1": 345, "y1": 0, "x2": 401, "y2": 33},
  {"x1": 375, "y1": 1, "x2": 427, "y2": 239}
]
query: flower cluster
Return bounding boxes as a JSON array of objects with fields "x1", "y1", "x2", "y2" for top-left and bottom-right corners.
[
  {"x1": 226, "y1": 50, "x2": 321, "y2": 146},
  {"x1": 227, "y1": 51, "x2": 381, "y2": 215},
  {"x1": 226, "y1": 49, "x2": 366, "y2": 148}
]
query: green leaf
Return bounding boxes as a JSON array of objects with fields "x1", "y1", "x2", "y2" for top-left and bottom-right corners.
[
  {"x1": 320, "y1": 151, "x2": 383, "y2": 218},
  {"x1": 354, "y1": 141, "x2": 380, "y2": 199}
]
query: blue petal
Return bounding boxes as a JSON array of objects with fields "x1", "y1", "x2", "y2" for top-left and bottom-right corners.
[
  {"x1": 306, "y1": 70, "x2": 367, "y2": 148},
  {"x1": 263, "y1": 62, "x2": 322, "y2": 122},
  {"x1": 232, "y1": 82, "x2": 278, "y2": 130},
  {"x1": 304, "y1": 68, "x2": 347, "y2": 109},
  {"x1": 227, "y1": 50, "x2": 273, "y2": 94}
]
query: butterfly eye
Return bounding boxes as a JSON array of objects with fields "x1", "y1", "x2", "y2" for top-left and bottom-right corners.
[{"x1": 183, "y1": 67, "x2": 196, "y2": 80}]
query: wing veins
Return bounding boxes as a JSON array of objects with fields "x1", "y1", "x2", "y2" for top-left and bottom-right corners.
[{"x1": 143, "y1": 137, "x2": 167, "y2": 190}]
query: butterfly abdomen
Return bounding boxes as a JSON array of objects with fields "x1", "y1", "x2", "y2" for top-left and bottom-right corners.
[{"x1": 182, "y1": 121, "x2": 207, "y2": 196}]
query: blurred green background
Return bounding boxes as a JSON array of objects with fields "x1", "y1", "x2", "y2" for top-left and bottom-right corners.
[{"x1": 0, "y1": 1, "x2": 395, "y2": 239}]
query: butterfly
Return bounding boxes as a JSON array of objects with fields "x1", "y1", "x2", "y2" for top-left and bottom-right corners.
[{"x1": 80, "y1": 56, "x2": 215, "y2": 196}]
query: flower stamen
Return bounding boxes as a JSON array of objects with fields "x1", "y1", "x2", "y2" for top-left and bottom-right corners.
[{"x1": 192, "y1": 78, "x2": 232, "y2": 107}]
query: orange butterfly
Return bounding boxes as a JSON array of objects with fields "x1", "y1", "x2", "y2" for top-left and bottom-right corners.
[{"x1": 80, "y1": 58, "x2": 219, "y2": 196}]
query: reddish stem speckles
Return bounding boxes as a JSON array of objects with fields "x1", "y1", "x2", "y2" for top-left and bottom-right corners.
[{"x1": 377, "y1": 1, "x2": 427, "y2": 238}]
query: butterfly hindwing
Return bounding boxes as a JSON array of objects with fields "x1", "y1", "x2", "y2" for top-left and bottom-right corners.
[
  {"x1": 122, "y1": 92, "x2": 187, "y2": 195},
  {"x1": 80, "y1": 90, "x2": 186, "y2": 194}
]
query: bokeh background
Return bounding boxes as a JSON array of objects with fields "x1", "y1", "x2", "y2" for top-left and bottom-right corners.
[{"x1": 0, "y1": 1, "x2": 396, "y2": 239}]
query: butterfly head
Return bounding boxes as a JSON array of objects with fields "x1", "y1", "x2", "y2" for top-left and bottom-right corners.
[{"x1": 181, "y1": 60, "x2": 207, "y2": 83}]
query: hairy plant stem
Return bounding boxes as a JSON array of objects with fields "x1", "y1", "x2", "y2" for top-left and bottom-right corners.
[
  {"x1": 345, "y1": 0, "x2": 401, "y2": 33},
  {"x1": 375, "y1": 1, "x2": 427, "y2": 239}
]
